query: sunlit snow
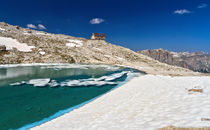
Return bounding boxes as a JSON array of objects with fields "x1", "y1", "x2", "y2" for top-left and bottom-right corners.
[{"x1": 0, "y1": 37, "x2": 35, "y2": 52}]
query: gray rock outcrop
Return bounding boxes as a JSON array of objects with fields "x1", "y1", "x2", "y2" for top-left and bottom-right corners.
[{"x1": 138, "y1": 49, "x2": 210, "y2": 73}]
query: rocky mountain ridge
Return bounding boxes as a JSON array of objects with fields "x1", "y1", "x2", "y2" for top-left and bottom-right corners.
[
  {"x1": 0, "y1": 22, "x2": 198, "y2": 76},
  {"x1": 138, "y1": 49, "x2": 210, "y2": 73}
]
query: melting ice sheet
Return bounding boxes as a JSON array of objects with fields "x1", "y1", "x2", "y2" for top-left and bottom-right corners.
[
  {"x1": 0, "y1": 64, "x2": 122, "y2": 86},
  {"x1": 10, "y1": 71, "x2": 128, "y2": 87},
  {"x1": 0, "y1": 64, "x2": 143, "y2": 130}
]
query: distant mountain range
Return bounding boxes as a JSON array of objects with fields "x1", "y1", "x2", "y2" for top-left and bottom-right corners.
[{"x1": 138, "y1": 49, "x2": 210, "y2": 73}]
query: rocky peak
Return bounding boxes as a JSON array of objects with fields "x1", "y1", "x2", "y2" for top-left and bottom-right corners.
[
  {"x1": 140, "y1": 48, "x2": 174, "y2": 64},
  {"x1": 138, "y1": 49, "x2": 210, "y2": 73}
]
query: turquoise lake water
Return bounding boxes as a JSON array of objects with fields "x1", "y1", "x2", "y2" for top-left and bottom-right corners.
[{"x1": 0, "y1": 64, "x2": 143, "y2": 130}]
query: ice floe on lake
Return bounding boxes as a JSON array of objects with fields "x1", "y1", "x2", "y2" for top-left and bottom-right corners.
[
  {"x1": 9, "y1": 70, "x2": 137, "y2": 88},
  {"x1": 28, "y1": 79, "x2": 51, "y2": 87},
  {"x1": 10, "y1": 81, "x2": 26, "y2": 86},
  {"x1": 61, "y1": 80, "x2": 115, "y2": 87},
  {"x1": 6, "y1": 64, "x2": 142, "y2": 88},
  {"x1": 61, "y1": 80, "x2": 117, "y2": 87},
  {"x1": 60, "y1": 71, "x2": 129, "y2": 87}
]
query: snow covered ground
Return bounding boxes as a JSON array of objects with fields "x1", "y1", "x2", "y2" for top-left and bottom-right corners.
[
  {"x1": 32, "y1": 75, "x2": 210, "y2": 130},
  {"x1": 0, "y1": 36, "x2": 35, "y2": 52},
  {"x1": 0, "y1": 27, "x2": 5, "y2": 31},
  {"x1": 66, "y1": 39, "x2": 83, "y2": 48},
  {"x1": 39, "y1": 51, "x2": 45, "y2": 55}
]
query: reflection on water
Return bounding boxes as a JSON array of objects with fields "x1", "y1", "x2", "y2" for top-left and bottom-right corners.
[
  {"x1": 0, "y1": 67, "x2": 34, "y2": 79},
  {"x1": 0, "y1": 64, "x2": 120, "y2": 86},
  {"x1": 0, "y1": 68, "x2": 6, "y2": 76}
]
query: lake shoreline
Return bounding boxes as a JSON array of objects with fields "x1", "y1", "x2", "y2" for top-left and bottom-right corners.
[
  {"x1": 18, "y1": 67, "x2": 141, "y2": 129},
  {"x1": 32, "y1": 75, "x2": 210, "y2": 130},
  {"x1": 1, "y1": 63, "x2": 210, "y2": 129},
  {"x1": 0, "y1": 62, "x2": 206, "y2": 76},
  {"x1": 0, "y1": 64, "x2": 143, "y2": 129}
]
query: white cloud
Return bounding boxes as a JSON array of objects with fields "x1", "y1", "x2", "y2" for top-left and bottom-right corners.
[
  {"x1": 174, "y1": 9, "x2": 191, "y2": 15},
  {"x1": 26, "y1": 24, "x2": 37, "y2": 29},
  {"x1": 90, "y1": 18, "x2": 104, "y2": 24},
  {"x1": 198, "y1": 3, "x2": 208, "y2": 8},
  {"x1": 38, "y1": 24, "x2": 47, "y2": 30}
]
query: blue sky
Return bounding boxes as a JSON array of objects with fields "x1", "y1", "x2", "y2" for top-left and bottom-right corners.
[{"x1": 0, "y1": 0, "x2": 210, "y2": 52}]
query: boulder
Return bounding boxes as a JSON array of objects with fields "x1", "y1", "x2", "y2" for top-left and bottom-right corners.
[{"x1": 0, "y1": 45, "x2": 6, "y2": 51}]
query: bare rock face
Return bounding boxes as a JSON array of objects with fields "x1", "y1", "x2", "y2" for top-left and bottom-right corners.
[
  {"x1": 138, "y1": 49, "x2": 210, "y2": 73},
  {"x1": 139, "y1": 49, "x2": 174, "y2": 64}
]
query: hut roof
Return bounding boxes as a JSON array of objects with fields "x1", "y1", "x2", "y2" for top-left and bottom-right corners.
[{"x1": 92, "y1": 33, "x2": 106, "y2": 37}]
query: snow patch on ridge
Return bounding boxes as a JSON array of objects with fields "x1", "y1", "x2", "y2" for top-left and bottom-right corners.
[
  {"x1": 66, "y1": 39, "x2": 83, "y2": 48},
  {"x1": 0, "y1": 36, "x2": 35, "y2": 52},
  {"x1": 0, "y1": 27, "x2": 5, "y2": 31},
  {"x1": 39, "y1": 51, "x2": 46, "y2": 55},
  {"x1": 36, "y1": 32, "x2": 46, "y2": 35}
]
